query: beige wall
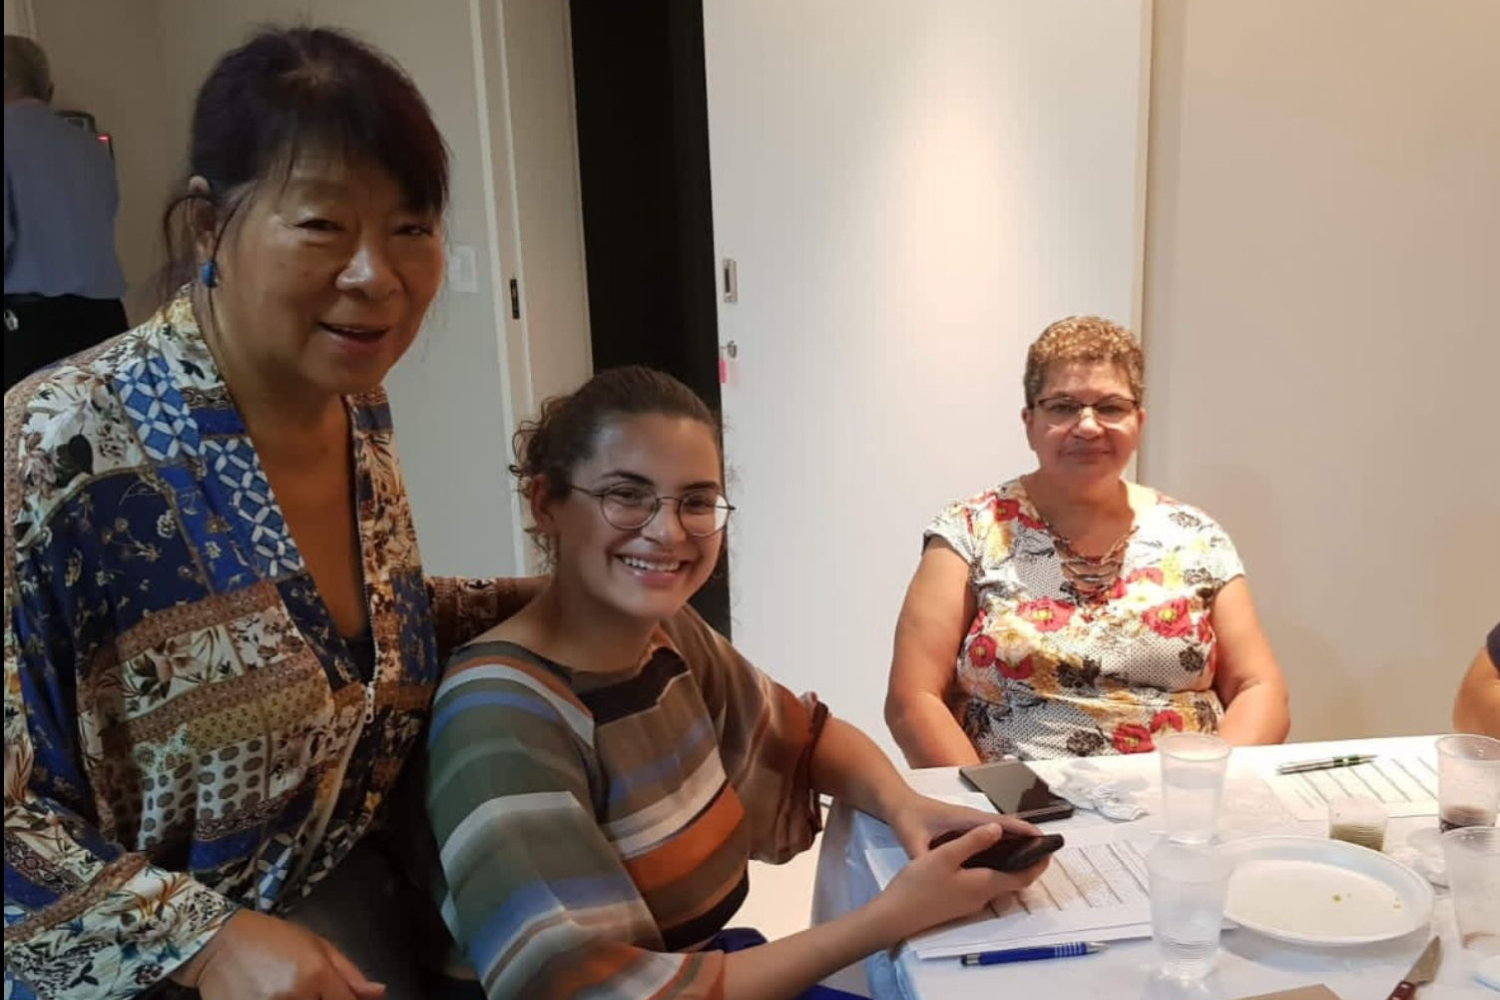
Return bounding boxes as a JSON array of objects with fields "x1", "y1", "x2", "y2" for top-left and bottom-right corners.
[{"x1": 1142, "y1": 0, "x2": 1500, "y2": 740}]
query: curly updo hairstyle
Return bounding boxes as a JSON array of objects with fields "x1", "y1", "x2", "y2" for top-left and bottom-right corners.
[{"x1": 510, "y1": 366, "x2": 719, "y2": 559}]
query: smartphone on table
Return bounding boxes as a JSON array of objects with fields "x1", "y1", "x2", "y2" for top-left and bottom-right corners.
[{"x1": 958, "y1": 759, "x2": 1074, "y2": 823}]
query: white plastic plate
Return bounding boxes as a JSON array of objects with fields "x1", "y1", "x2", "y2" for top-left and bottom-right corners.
[{"x1": 1222, "y1": 835, "x2": 1432, "y2": 945}]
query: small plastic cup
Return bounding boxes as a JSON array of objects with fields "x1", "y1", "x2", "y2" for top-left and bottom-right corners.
[
  {"x1": 1437, "y1": 734, "x2": 1500, "y2": 832},
  {"x1": 1148, "y1": 840, "x2": 1230, "y2": 980},
  {"x1": 1442, "y1": 825, "x2": 1500, "y2": 954},
  {"x1": 1157, "y1": 733, "x2": 1231, "y2": 845},
  {"x1": 1327, "y1": 795, "x2": 1387, "y2": 852}
]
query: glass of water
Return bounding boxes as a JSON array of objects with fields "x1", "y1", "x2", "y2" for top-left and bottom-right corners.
[
  {"x1": 1158, "y1": 733, "x2": 1231, "y2": 844},
  {"x1": 1436, "y1": 734, "x2": 1500, "y2": 832},
  {"x1": 1148, "y1": 840, "x2": 1230, "y2": 980},
  {"x1": 1442, "y1": 825, "x2": 1500, "y2": 954}
]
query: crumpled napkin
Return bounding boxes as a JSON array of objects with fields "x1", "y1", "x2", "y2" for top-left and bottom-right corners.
[
  {"x1": 1390, "y1": 845, "x2": 1447, "y2": 886},
  {"x1": 1386, "y1": 826, "x2": 1449, "y2": 887},
  {"x1": 1049, "y1": 760, "x2": 1149, "y2": 821}
]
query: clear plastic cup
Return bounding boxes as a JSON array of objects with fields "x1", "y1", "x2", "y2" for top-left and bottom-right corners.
[
  {"x1": 1327, "y1": 795, "x2": 1388, "y2": 852},
  {"x1": 1437, "y1": 734, "x2": 1500, "y2": 832},
  {"x1": 1442, "y1": 825, "x2": 1500, "y2": 954},
  {"x1": 1148, "y1": 840, "x2": 1230, "y2": 980},
  {"x1": 1157, "y1": 733, "x2": 1231, "y2": 845}
]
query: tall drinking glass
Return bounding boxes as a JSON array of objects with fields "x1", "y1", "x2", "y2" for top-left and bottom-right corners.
[
  {"x1": 1158, "y1": 733, "x2": 1231, "y2": 844},
  {"x1": 1437, "y1": 734, "x2": 1500, "y2": 832},
  {"x1": 1148, "y1": 841, "x2": 1230, "y2": 980}
]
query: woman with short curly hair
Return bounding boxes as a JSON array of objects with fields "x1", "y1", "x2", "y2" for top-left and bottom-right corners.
[{"x1": 886, "y1": 316, "x2": 1290, "y2": 764}]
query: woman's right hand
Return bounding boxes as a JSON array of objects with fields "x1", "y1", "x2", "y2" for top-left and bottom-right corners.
[
  {"x1": 870, "y1": 823, "x2": 1048, "y2": 940},
  {"x1": 172, "y1": 911, "x2": 386, "y2": 1000}
]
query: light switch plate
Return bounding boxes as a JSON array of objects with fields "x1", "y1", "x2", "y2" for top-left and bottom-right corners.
[{"x1": 447, "y1": 245, "x2": 478, "y2": 294}]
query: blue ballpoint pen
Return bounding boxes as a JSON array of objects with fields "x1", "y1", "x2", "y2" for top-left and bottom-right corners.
[{"x1": 960, "y1": 942, "x2": 1107, "y2": 966}]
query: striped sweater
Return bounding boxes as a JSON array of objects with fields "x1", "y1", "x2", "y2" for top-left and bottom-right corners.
[{"x1": 426, "y1": 606, "x2": 829, "y2": 1000}]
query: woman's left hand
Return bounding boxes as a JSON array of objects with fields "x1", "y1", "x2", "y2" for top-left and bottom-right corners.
[{"x1": 885, "y1": 790, "x2": 1041, "y2": 860}]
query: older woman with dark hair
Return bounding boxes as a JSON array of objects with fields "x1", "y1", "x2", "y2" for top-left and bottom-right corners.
[
  {"x1": 4, "y1": 27, "x2": 531, "y2": 1000},
  {"x1": 886, "y1": 316, "x2": 1290, "y2": 765}
]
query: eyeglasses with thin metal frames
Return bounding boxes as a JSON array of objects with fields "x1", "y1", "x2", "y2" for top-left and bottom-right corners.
[
  {"x1": 1032, "y1": 395, "x2": 1139, "y2": 427},
  {"x1": 567, "y1": 483, "x2": 736, "y2": 537}
]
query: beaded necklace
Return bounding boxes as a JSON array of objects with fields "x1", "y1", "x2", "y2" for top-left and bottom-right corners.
[
  {"x1": 1021, "y1": 474, "x2": 1137, "y2": 603},
  {"x1": 1049, "y1": 527, "x2": 1134, "y2": 603}
]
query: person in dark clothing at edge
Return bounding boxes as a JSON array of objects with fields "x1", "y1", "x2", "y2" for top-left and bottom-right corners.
[{"x1": 4, "y1": 33, "x2": 128, "y2": 393}]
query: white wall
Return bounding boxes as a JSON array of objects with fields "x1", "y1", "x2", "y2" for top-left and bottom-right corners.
[
  {"x1": 30, "y1": 0, "x2": 594, "y2": 579},
  {"x1": 1142, "y1": 0, "x2": 1500, "y2": 740},
  {"x1": 705, "y1": 0, "x2": 1152, "y2": 757}
]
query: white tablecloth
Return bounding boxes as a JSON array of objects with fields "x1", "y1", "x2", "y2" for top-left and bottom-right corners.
[{"x1": 810, "y1": 736, "x2": 1492, "y2": 1000}]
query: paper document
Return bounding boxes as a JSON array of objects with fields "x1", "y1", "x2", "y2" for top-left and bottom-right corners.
[
  {"x1": 1259, "y1": 751, "x2": 1438, "y2": 821},
  {"x1": 867, "y1": 821, "x2": 1161, "y2": 959}
]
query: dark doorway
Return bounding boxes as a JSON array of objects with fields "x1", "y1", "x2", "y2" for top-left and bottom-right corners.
[{"x1": 569, "y1": 1, "x2": 730, "y2": 635}]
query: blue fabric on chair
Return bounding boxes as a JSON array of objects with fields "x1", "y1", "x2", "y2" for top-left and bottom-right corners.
[
  {"x1": 706, "y1": 928, "x2": 868, "y2": 999},
  {"x1": 428, "y1": 925, "x2": 871, "y2": 999}
]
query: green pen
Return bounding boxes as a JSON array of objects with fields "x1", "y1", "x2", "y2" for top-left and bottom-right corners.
[{"x1": 1275, "y1": 754, "x2": 1377, "y2": 775}]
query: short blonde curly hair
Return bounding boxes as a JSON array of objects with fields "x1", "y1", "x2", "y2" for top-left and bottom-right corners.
[{"x1": 1023, "y1": 315, "x2": 1144, "y2": 407}]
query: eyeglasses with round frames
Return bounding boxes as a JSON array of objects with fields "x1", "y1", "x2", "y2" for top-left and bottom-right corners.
[{"x1": 568, "y1": 483, "x2": 735, "y2": 537}]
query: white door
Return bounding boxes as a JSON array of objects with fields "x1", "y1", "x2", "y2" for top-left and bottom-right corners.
[
  {"x1": 703, "y1": 0, "x2": 1152, "y2": 758},
  {"x1": 494, "y1": 0, "x2": 593, "y2": 412}
]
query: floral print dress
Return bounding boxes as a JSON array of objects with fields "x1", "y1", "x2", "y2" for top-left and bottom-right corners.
[
  {"x1": 926, "y1": 478, "x2": 1245, "y2": 760},
  {"x1": 3, "y1": 293, "x2": 519, "y2": 1000}
]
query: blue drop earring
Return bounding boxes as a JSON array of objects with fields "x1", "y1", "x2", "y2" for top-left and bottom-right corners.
[{"x1": 199, "y1": 260, "x2": 219, "y2": 288}]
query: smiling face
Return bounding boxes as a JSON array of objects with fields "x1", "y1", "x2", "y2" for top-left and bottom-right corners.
[
  {"x1": 536, "y1": 413, "x2": 725, "y2": 629},
  {"x1": 1022, "y1": 360, "x2": 1144, "y2": 487},
  {"x1": 200, "y1": 154, "x2": 444, "y2": 400}
]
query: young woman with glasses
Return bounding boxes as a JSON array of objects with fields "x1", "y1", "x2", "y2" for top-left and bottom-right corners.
[
  {"x1": 887, "y1": 317, "x2": 1290, "y2": 765},
  {"x1": 423, "y1": 366, "x2": 1048, "y2": 1000}
]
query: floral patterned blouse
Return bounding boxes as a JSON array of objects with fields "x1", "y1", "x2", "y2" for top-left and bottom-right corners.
[
  {"x1": 926, "y1": 478, "x2": 1245, "y2": 761},
  {"x1": 4, "y1": 293, "x2": 523, "y2": 1000}
]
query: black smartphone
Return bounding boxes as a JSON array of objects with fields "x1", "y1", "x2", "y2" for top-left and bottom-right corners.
[
  {"x1": 959, "y1": 760, "x2": 1075, "y2": 823},
  {"x1": 929, "y1": 829, "x2": 1066, "y2": 872}
]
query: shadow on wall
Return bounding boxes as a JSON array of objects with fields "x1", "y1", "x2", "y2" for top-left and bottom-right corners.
[
  {"x1": 1268, "y1": 618, "x2": 1358, "y2": 740},
  {"x1": 1425, "y1": 500, "x2": 1500, "y2": 641},
  {"x1": 1184, "y1": 463, "x2": 1360, "y2": 740},
  {"x1": 1193, "y1": 464, "x2": 1497, "y2": 741},
  {"x1": 1424, "y1": 500, "x2": 1500, "y2": 690},
  {"x1": 1351, "y1": 500, "x2": 1499, "y2": 739}
]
